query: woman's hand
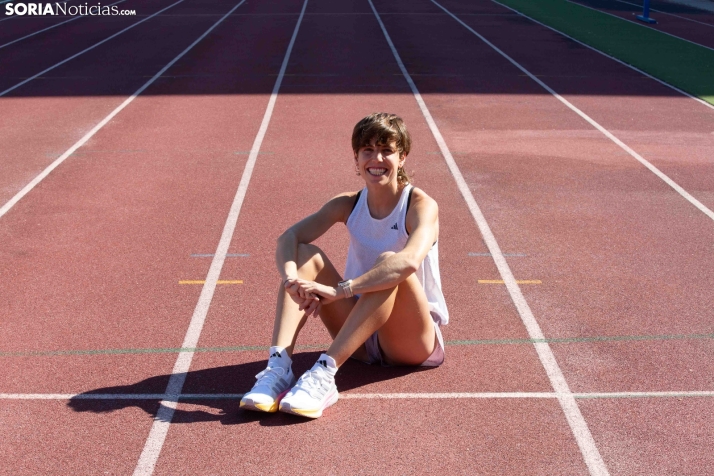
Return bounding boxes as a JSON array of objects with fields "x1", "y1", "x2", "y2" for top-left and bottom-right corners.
[
  {"x1": 286, "y1": 278, "x2": 341, "y2": 307},
  {"x1": 295, "y1": 278, "x2": 341, "y2": 304},
  {"x1": 283, "y1": 278, "x2": 321, "y2": 317}
]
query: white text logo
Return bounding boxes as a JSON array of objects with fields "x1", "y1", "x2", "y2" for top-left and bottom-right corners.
[{"x1": 4, "y1": 3, "x2": 137, "y2": 16}]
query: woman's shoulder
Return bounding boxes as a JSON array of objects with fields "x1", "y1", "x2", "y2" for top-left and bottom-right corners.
[
  {"x1": 331, "y1": 190, "x2": 363, "y2": 206},
  {"x1": 407, "y1": 186, "x2": 438, "y2": 213},
  {"x1": 324, "y1": 190, "x2": 363, "y2": 223}
]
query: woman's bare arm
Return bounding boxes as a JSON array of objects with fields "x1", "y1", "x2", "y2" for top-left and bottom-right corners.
[
  {"x1": 295, "y1": 188, "x2": 438, "y2": 302},
  {"x1": 276, "y1": 192, "x2": 357, "y2": 282}
]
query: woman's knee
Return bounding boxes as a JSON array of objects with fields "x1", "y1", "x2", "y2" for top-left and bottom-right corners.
[{"x1": 296, "y1": 243, "x2": 325, "y2": 278}]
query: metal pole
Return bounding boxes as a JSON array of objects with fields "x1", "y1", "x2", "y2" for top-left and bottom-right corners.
[{"x1": 636, "y1": 0, "x2": 657, "y2": 23}]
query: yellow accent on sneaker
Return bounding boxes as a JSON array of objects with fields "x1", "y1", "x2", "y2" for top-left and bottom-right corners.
[
  {"x1": 286, "y1": 406, "x2": 323, "y2": 418},
  {"x1": 239, "y1": 398, "x2": 279, "y2": 413},
  {"x1": 255, "y1": 401, "x2": 280, "y2": 412}
]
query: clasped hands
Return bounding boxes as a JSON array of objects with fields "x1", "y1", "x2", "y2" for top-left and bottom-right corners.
[{"x1": 283, "y1": 278, "x2": 342, "y2": 318}]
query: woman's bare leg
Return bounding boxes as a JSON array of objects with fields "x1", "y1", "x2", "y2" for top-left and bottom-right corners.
[
  {"x1": 326, "y1": 252, "x2": 436, "y2": 367},
  {"x1": 374, "y1": 272, "x2": 436, "y2": 365},
  {"x1": 272, "y1": 247, "x2": 434, "y2": 366},
  {"x1": 271, "y1": 243, "x2": 365, "y2": 359}
]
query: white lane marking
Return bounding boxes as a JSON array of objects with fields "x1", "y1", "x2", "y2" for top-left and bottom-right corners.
[
  {"x1": 0, "y1": 0, "x2": 126, "y2": 50},
  {"x1": 342, "y1": 392, "x2": 557, "y2": 399},
  {"x1": 565, "y1": 0, "x2": 714, "y2": 53},
  {"x1": 0, "y1": 0, "x2": 184, "y2": 98},
  {"x1": 574, "y1": 391, "x2": 714, "y2": 399},
  {"x1": 435, "y1": 0, "x2": 714, "y2": 225},
  {"x1": 612, "y1": 0, "x2": 714, "y2": 27},
  {"x1": 0, "y1": 1, "x2": 187, "y2": 221},
  {"x1": 368, "y1": 2, "x2": 609, "y2": 475},
  {"x1": 3, "y1": 391, "x2": 714, "y2": 400},
  {"x1": 131, "y1": 1, "x2": 310, "y2": 474},
  {"x1": 490, "y1": 0, "x2": 714, "y2": 112},
  {"x1": 345, "y1": 391, "x2": 714, "y2": 399}
]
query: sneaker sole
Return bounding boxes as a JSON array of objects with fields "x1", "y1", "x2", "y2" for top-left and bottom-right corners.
[
  {"x1": 279, "y1": 389, "x2": 339, "y2": 419},
  {"x1": 239, "y1": 388, "x2": 291, "y2": 413}
]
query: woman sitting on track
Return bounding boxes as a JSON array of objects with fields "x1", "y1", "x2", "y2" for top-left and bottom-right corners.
[{"x1": 240, "y1": 112, "x2": 449, "y2": 418}]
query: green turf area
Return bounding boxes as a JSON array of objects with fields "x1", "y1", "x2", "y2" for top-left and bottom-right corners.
[{"x1": 494, "y1": 0, "x2": 714, "y2": 106}]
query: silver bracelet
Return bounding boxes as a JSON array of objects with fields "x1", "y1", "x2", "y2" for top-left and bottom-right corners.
[{"x1": 338, "y1": 279, "x2": 353, "y2": 299}]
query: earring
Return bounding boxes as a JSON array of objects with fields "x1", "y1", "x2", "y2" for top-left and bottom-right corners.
[{"x1": 355, "y1": 164, "x2": 361, "y2": 176}]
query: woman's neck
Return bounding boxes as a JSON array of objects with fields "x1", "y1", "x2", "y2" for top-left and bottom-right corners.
[{"x1": 365, "y1": 181, "x2": 403, "y2": 220}]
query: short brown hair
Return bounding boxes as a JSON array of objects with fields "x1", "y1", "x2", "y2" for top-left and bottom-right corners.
[{"x1": 352, "y1": 113, "x2": 412, "y2": 186}]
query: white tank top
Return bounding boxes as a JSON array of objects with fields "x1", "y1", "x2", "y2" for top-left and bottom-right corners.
[{"x1": 344, "y1": 185, "x2": 449, "y2": 326}]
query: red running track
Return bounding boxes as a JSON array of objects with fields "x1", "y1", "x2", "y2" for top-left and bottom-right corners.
[
  {"x1": 1, "y1": 0, "x2": 713, "y2": 474},
  {"x1": 0, "y1": 0, "x2": 261, "y2": 206}
]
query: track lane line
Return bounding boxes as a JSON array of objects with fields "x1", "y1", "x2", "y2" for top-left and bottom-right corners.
[
  {"x1": 346, "y1": 391, "x2": 714, "y2": 399},
  {"x1": 491, "y1": 0, "x2": 714, "y2": 112},
  {"x1": 0, "y1": 1, "x2": 189, "y2": 221},
  {"x1": 3, "y1": 391, "x2": 714, "y2": 399},
  {"x1": 565, "y1": 0, "x2": 714, "y2": 52},
  {"x1": 368, "y1": 1, "x2": 609, "y2": 475},
  {"x1": 0, "y1": 0, "x2": 184, "y2": 98},
  {"x1": 131, "y1": 1, "x2": 309, "y2": 474},
  {"x1": 0, "y1": 0, "x2": 126, "y2": 50},
  {"x1": 1, "y1": 331, "x2": 712, "y2": 357},
  {"x1": 434, "y1": 0, "x2": 714, "y2": 224}
]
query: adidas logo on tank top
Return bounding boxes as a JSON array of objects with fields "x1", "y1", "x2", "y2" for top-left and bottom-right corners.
[{"x1": 391, "y1": 223, "x2": 398, "y2": 230}]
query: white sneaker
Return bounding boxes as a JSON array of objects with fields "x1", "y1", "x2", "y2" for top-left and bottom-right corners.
[
  {"x1": 240, "y1": 347, "x2": 296, "y2": 413},
  {"x1": 279, "y1": 353, "x2": 338, "y2": 419}
]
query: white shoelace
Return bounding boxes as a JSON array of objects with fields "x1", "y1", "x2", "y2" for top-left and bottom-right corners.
[
  {"x1": 297, "y1": 367, "x2": 332, "y2": 399},
  {"x1": 254, "y1": 366, "x2": 286, "y2": 390}
]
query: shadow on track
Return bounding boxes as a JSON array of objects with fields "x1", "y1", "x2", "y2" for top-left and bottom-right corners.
[
  {"x1": 5, "y1": 0, "x2": 713, "y2": 98},
  {"x1": 67, "y1": 351, "x2": 433, "y2": 426}
]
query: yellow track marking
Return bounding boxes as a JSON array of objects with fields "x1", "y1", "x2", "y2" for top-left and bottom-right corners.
[
  {"x1": 478, "y1": 280, "x2": 541, "y2": 284},
  {"x1": 179, "y1": 280, "x2": 243, "y2": 285}
]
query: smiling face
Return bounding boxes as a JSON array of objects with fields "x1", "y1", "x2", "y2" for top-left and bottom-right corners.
[
  {"x1": 355, "y1": 138, "x2": 405, "y2": 187},
  {"x1": 351, "y1": 113, "x2": 412, "y2": 188}
]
